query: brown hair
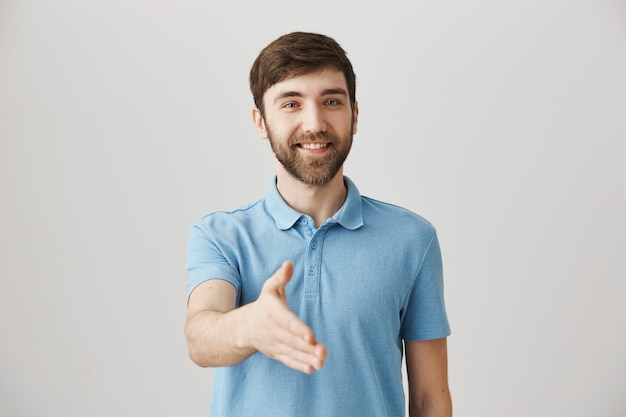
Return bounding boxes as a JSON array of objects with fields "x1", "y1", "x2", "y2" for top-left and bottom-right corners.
[{"x1": 249, "y1": 32, "x2": 356, "y2": 116}]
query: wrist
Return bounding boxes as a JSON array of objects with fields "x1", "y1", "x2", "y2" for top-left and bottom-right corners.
[{"x1": 231, "y1": 304, "x2": 254, "y2": 352}]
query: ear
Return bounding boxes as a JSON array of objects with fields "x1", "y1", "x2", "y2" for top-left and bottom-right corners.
[
  {"x1": 351, "y1": 101, "x2": 359, "y2": 135},
  {"x1": 252, "y1": 107, "x2": 268, "y2": 139}
]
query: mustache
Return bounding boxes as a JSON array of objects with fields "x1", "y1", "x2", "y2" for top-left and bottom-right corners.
[{"x1": 290, "y1": 131, "x2": 335, "y2": 145}]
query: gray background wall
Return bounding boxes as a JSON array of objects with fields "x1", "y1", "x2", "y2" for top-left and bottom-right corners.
[{"x1": 1, "y1": 0, "x2": 625, "y2": 416}]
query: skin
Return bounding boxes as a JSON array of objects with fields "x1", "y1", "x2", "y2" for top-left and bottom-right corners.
[
  {"x1": 185, "y1": 67, "x2": 451, "y2": 416},
  {"x1": 253, "y1": 67, "x2": 358, "y2": 226},
  {"x1": 186, "y1": 261, "x2": 326, "y2": 374},
  {"x1": 406, "y1": 338, "x2": 453, "y2": 417}
]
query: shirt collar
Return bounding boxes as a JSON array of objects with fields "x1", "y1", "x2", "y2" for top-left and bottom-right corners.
[{"x1": 265, "y1": 176, "x2": 364, "y2": 231}]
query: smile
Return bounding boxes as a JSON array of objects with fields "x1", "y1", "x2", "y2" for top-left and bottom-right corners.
[{"x1": 300, "y1": 143, "x2": 328, "y2": 150}]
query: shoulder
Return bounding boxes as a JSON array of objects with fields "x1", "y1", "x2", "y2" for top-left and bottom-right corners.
[
  {"x1": 360, "y1": 196, "x2": 436, "y2": 236},
  {"x1": 195, "y1": 198, "x2": 265, "y2": 227},
  {"x1": 190, "y1": 199, "x2": 269, "y2": 243}
]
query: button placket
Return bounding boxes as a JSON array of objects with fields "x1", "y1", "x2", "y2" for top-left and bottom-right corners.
[{"x1": 304, "y1": 227, "x2": 327, "y2": 299}]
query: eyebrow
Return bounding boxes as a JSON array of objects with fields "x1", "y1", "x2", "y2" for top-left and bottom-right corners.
[
  {"x1": 321, "y1": 88, "x2": 349, "y2": 97},
  {"x1": 272, "y1": 88, "x2": 349, "y2": 104}
]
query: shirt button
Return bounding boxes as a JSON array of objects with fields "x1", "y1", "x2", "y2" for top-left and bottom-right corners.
[
  {"x1": 300, "y1": 218, "x2": 308, "y2": 225},
  {"x1": 308, "y1": 267, "x2": 315, "y2": 275},
  {"x1": 311, "y1": 241, "x2": 318, "y2": 250}
]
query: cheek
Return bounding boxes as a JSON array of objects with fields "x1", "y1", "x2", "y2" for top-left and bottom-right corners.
[
  {"x1": 330, "y1": 112, "x2": 354, "y2": 132},
  {"x1": 270, "y1": 121, "x2": 299, "y2": 140},
  {"x1": 265, "y1": 115, "x2": 297, "y2": 138}
]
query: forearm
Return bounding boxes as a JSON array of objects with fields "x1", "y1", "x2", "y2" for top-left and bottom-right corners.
[
  {"x1": 185, "y1": 263, "x2": 326, "y2": 373},
  {"x1": 409, "y1": 391, "x2": 452, "y2": 417},
  {"x1": 406, "y1": 338, "x2": 452, "y2": 417},
  {"x1": 185, "y1": 305, "x2": 255, "y2": 368}
]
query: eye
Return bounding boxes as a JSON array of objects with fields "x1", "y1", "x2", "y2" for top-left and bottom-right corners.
[
  {"x1": 324, "y1": 99, "x2": 340, "y2": 106},
  {"x1": 283, "y1": 102, "x2": 298, "y2": 109}
]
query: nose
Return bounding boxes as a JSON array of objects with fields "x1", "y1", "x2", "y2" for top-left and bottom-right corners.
[{"x1": 301, "y1": 104, "x2": 326, "y2": 133}]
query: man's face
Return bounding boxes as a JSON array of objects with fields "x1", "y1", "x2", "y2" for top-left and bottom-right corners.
[{"x1": 253, "y1": 67, "x2": 358, "y2": 186}]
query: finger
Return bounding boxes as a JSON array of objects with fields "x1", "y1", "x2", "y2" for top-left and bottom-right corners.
[
  {"x1": 250, "y1": 296, "x2": 316, "y2": 349},
  {"x1": 276, "y1": 330, "x2": 327, "y2": 371},
  {"x1": 275, "y1": 348, "x2": 326, "y2": 374},
  {"x1": 276, "y1": 354, "x2": 315, "y2": 374},
  {"x1": 269, "y1": 335, "x2": 326, "y2": 373},
  {"x1": 271, "y1": 305, "x2": 317, "y2": 346},
  {"x1": 313, "y1": 343, "x2": 328, "y2": 367},
  {"x1": 258, "y1": 316, "x2": 321, "y2": 357},
  {"x1": 262, "y1": 260, "x2": 294, "y2": 297},
  {"x1": 252, "y1": 306, "x2": 327, "y2": 372}
]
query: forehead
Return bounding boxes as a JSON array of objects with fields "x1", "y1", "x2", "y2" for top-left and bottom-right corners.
[{"x1": 263, "y1": 67, "x2": 348, "y2": 102}]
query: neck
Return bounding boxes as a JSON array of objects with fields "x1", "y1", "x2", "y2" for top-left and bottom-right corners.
[{"x1": 275, "y1": 167, "x2": 347, "y2": 228}]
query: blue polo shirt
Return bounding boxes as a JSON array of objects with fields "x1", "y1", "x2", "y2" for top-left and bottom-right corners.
[{"x1": 186, "y1": 176, "x2": 450, "y2": 417}]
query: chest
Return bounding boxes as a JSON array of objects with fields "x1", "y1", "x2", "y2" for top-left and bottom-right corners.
[{"x1": 237, "y1": 224, "x2": 420, "y2": 332}]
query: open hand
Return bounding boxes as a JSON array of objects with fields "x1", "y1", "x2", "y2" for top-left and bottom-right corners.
[{"x1": 243, "y1": 260, "x2": 327, "y2": 374}]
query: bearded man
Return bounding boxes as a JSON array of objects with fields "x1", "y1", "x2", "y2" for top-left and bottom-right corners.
[{"x1": 185, "y1": 31, "x2": 452, "y2": 417}]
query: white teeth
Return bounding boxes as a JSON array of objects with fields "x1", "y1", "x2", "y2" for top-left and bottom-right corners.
[{"x1": 301, "y1": 143, "x2": 327, "y2": 149}]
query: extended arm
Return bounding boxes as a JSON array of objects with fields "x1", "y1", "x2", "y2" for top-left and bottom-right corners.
[
  {"x1": 405, "y1": 337, "x2": 452, "y2": 417},
  {"x1": 185, "y1": 261, "x2": 327, "y2": 374}
]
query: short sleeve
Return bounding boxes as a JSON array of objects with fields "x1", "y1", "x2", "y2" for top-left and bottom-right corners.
[
  {"x1": 400, "y1": 231, "x2": 451, "y2": 341},
  {"x1": 185, "y1": 221, "x2": 241, "y2": 303}
]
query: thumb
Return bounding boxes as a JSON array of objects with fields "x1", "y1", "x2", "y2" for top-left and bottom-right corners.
[{"x1": 262, "y1": 260, "x2": 294, "y2": 297}]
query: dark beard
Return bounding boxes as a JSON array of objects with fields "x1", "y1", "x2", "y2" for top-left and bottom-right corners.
[{"x1": 268, "y1": 129, "x2": 353, "y2": 186}]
